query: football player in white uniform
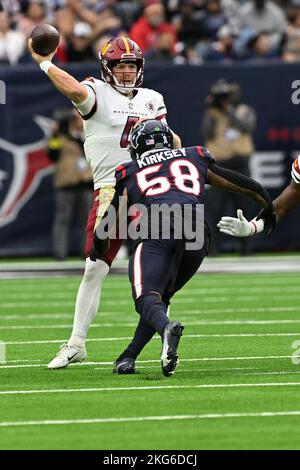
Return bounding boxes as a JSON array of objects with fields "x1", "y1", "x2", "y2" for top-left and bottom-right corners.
[
  {"x1": 217, "y1": 157, "x2": 300, "y2": 236},
  {"x1": 27, "y1": 36, "x2": 181, "y2": 369}
]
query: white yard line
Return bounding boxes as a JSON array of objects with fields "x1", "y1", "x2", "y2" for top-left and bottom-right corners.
[
  {"x1": 4, "y1": 332, "x2": 300, "y2": 345},
  {"x1": 2, "y1": 295, "x2": 300, "y2": 308},
  {"x1": 5, "y1": 365, "x2": 299, "y2": 377},
  {"x1": 2, "y1": 286, "x2": 300, "y2": 299},
  {"x1": 1, "y1": 306, "x2": 300, "y2": 320},
  {"x1": 0, "y1": 363, "x2": 260, "y2": 371},
  {"x1": 3, "y1": 320, "x2": 300, "y2": 329},
  {"x1": 1, "y1": 410, "x2": 300, "y2": 427},
  {"x1": 0, "y1": 356, "x2": 294, "y2": 369},
  {"x1": 177, "y1": 286, "x2": 300, "y2": 295},
  {"x1": 1, "y1": 382, "x2": 300, "y2": 396},
  {"x1": 1, "y1": 274, "x2": 299, "y2": 285}
]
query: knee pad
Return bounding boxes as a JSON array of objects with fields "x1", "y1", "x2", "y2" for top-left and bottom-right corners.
[
  {"x1": 135, "y1": 292, "x2": 162, "y2": 316},
  {"x1": 82, "y1": 258, "x2": 109, "y2": 284}
]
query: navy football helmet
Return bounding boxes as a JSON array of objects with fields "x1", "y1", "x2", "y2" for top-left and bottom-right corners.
[{"x1": 128, "y1": 119, "x2": 173, "y2": 160}]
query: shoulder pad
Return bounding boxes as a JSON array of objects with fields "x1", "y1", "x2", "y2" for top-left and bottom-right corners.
[
  {"x1": 83, "y1": 77, "x2": 95, "y2": 83},
  {"x1": 115, "y1": 163, "x2": 132, "y2": 183},
  {"x1": 194, "y1": 146, "x2": 215, "y2": 163},
  {"x1": 292, "y1": 156, "x2": 300, "y2": 184}
]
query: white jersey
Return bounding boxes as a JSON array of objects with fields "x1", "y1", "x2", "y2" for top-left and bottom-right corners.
[
  {"x1": 291, "y1": 156, "x2": 300, "y2": 184},
  {"x1": 74, "y1": 78, "x2": 167, "y2": 189}
]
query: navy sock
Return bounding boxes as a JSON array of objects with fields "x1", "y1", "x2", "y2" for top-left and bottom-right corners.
[
  {"x1": 136, "y1": 293, "x2": 169, "y2": 337},
  {"x1": 116, "y1": 317, "x2": 155, "y2": 361}
]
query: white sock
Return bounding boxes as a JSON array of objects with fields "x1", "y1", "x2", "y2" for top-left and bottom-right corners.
[{"x1": 68, "y1": 258, "x2": 109, "y2": 347}]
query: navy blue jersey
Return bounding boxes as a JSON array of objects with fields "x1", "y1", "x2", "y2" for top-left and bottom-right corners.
[{"x1": 115, "y1": 146, "x2": 214, "y2": 207}]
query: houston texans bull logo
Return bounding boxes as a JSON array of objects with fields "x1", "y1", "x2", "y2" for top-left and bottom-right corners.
[{"x1": 0, "y1": 115, "x2": 54, "y2": 228}]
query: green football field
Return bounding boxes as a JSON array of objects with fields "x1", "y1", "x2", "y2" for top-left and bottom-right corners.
[{"x1": 1, "y1": 271, "x2": 300, "y2": 450}]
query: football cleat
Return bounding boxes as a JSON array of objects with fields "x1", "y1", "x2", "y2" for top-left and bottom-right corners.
[
  {"x1": 47, "y1": 343, "x2": 87, "y2": 369},
  {"x1": 161, "y1": 321, "x2": 184, "y2": 377},
  {"x1": 113, "y1": 357, "x2": 136, "y2": 374}
]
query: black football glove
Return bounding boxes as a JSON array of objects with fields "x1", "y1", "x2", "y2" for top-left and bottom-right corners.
[
  {"x1": 89, "y1": 233, "x2": 110, "y2": 262},
  {"x1": 256, "y1": 207, "x2": 277, "y2": 236}
]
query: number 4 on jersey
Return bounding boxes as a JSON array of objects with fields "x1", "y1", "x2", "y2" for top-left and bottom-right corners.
[{"x1": 120, "y1": 116, "x2": 140, "y2": 148}]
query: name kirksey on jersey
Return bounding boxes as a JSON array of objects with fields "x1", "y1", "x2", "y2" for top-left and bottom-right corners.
[{"x1": 136, "y1": 149, "x2": 187, "y2": 168}]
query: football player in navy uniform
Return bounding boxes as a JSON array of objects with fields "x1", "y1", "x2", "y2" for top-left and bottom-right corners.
[{"x1": 91, "y1": 120, "x2": 276, "y2": 377}]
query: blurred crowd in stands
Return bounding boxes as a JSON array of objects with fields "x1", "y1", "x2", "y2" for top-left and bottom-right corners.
[{"x1": 1, "y1": 0, "x2": 300, "y2": 66}]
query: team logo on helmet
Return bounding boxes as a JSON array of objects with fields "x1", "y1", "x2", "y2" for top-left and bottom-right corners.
[{"x1": 128, "y1": 119, "x2": 173, "y2": 160}]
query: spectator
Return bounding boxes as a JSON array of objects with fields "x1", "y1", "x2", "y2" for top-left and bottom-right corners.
[
  {"x1": 237, "y1": 0, "x2": 287, "y2": 50},
  {"x1": 130, "y1": 0, "x2": 177, "y2": 53},
  {"x1": 53, "y1": 3, "x2": 76, "y2": 41},
  {"x1": 97, "y1": 0, "x2": 140, "y2": 32},
  {"x1": 65, "y1": 21, "x2": 95, "y2": 62},
  {"x1": 172, "y1": 0, "x2": 205, "y2": 47},
  {"x1": 246, "y1": 31, "x2": 280, "y2": 59},
  {"x1": 282, "y1": 30, "x2": 300, "y2": 61},
  {"x1": 204, "y1": 22, "x2": 239, "y2": 61},
  {"x1": 282, "y1": 7, "x2": 300, "y2": 61},
  {"x1": 93, "y1": 4, "x2": 125, "y2": 39},
  {"x1": 146, "y1": 30, "x2": 177, "y2": 61},
  {"x1": 200, "y1": 0, "x2": 228, "y2": 40},
  {"x1": 47, "y1": 109, "x2": 93, "y2": 260},
  {"x1": 0, "y1": 9, "x2": 25, "y2": 64},
  {"x1": 17, "y1": 0, "x2": 48, "y2": 38},
  {"x1": 201, "y1": 79, "x2": 256, "y2": 255}
]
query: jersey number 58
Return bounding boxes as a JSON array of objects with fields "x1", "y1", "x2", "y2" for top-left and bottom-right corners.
[{"x1": 136, "y1": 159, "x2": 201, "y2": 196}]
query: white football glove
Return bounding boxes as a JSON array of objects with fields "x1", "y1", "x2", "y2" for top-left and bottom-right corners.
[{"x1": 217, "y1": 209, "x2": 255, "y2": 237}]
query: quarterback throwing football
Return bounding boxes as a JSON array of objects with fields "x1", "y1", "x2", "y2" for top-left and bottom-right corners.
[{"x1": 28, "y1": 36, "x2": 181, "y2": 369}]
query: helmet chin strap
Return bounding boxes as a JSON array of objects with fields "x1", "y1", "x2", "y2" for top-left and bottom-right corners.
[{"x1": 112, "y1": 74, "x2": 136, "y2": 95}]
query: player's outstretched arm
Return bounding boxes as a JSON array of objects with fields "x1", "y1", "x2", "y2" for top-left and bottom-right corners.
[
  {"x1": 207, "y1": 163, "x2": 274, "y2": 210},
  {"x1": 217, "y1": 178, "x2": 300, "y2": 238},
  {"x1": 27, "y1": 38, "x2": 87, "y2": 103},
  {"x1": 208, "y1": 163, "x2": 276, "y2": 236},
  {"x1": 273, "y1": 180, "x2": 300, "y2": 222}
]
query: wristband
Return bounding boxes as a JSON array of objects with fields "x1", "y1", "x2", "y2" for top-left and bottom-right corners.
[
  {"x1": 39, "y1": 60, "x2": 52, "y2": 74},
  {"x1": 250, "y1": 218, "x2": 264, "y2": 235}
]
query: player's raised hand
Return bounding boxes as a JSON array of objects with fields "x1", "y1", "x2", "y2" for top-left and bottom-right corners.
[
  {"x1": 27, "y1": 38, "x2": 58, "y2": 65},
  {"x1": 217, "y1": 209, "x2": 254, "y2": 237}
]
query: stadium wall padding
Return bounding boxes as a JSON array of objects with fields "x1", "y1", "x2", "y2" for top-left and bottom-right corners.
[{"x1": 0, "y1": 62, "x2": 300, "y2": 255}]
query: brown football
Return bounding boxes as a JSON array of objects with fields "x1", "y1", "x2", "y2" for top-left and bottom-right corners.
[{"x1": 31, "y1": 24, "x2": 60, "y2": 56}]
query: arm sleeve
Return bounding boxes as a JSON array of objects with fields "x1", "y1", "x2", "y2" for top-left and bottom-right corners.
[
  {"x1": 72, "y1": 83, "x2": 96, "y2": 117},
  {"x1": 209, "y1": 161, "x2": 274, "y2": 211}
]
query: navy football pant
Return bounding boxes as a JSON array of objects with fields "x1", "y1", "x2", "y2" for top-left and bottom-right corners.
[
  {"x1": 129, "y1": 237, "x2": 209, "y2": 303},
  {"x1": 119, "y1": 233, "x2": 210, "y2": 359}
]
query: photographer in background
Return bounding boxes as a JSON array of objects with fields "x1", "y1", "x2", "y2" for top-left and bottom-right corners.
[
  {"x1": 47, "y1": 109, "x2": 93, "y2": 260},
  {"x1": 201, "y1": 79, "x2": 257, "y2": 254}
]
